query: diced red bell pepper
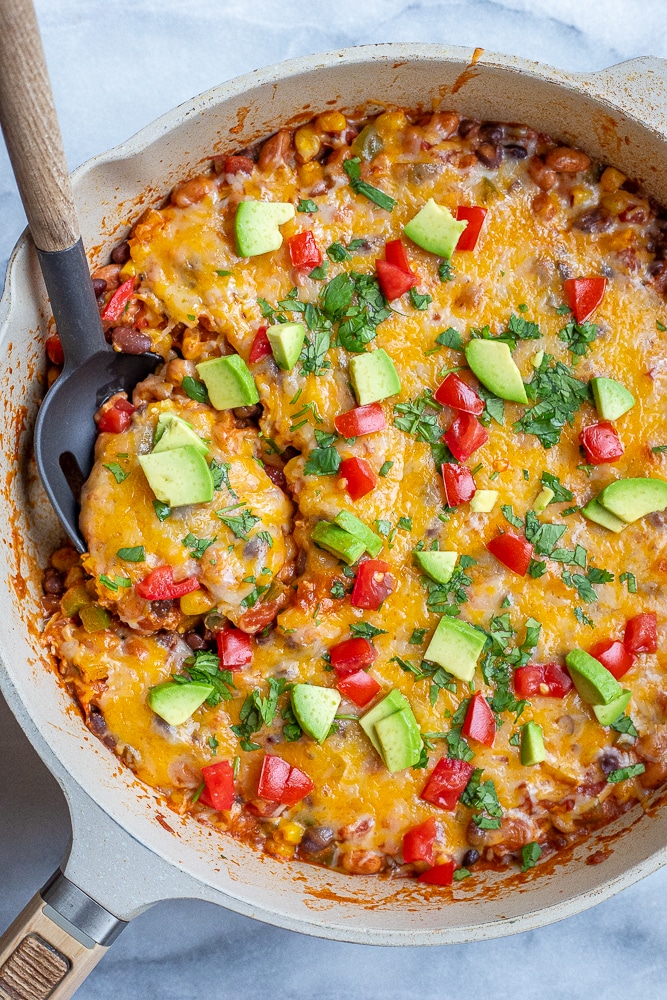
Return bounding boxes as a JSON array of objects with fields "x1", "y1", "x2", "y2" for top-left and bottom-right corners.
[
  {"x1": 442, "y1": 463, "x2": 477, "y2": 507},
  {"x1": 280, "y1": 765, "x2": 315, "y2": 806},
  {"x1": 249, "y1": 325, "x2": 272, "y2": 363},
  {"x1": 421, "y1": 757, "x2": 474, "y2": 810},
  {"x1": 339, "y1": 456, "x2": 377, "y2": 501},
  {"x1": 579, "y1": 422, "x2": 624, "y2": 464},
  {"x1": 101, "y1": 278, "x2": 135, "y2": 322},
  {"x1": 258, "y1": 755, "x2": 314, "y2": 805},
  {"x1": 461, "y1": 691, "x2": 496, "y2": 747},
  {"x1": 513, "y1": 662, "x2": 573, "y2": 698},
  {"x1": 455, "y1": 206, "x2": 487, "y2": 252},
  {"x1": 563, "y1": 276, "x2": 607, "y2": 324},
  {"x1": 434, "y1": 372, "x2": 484, "y2": 415},
  {"x1": 384, "y1": 239, "x2": 414, "y2": 274},
  {"x1": 46, "y1": 334, "x2": 64, "y2": 366},
  {"x1": 135, "y1": 565, "x2": 200, "y2": 601},
  {"x1": 337, "y1": 669, "x2": 381, "y2": 707},
  {"x1": 216, "y1": 626, "x2": 253, "y2": 670},
  {"x1": 288, "y1": 231, "x2": 322, "y2": 270},
  {"x1": 588, "y1": 639, "x2": 636, "y2": 680},
  {"x1": 486, "y1": 532, "x2": 534, "y2": 577},
  {"x1": 624, "y1": 612, "x2": 658, "y2": 654},
  {"x1": 403, "y1": 817, "x2": 437, "y2": 865},
  {"x1": 330, "y1": 636, "x2": 377, "y2": 677},
  {"x1": 199, "y1": 760, "x2": 235, "y2": 811},
  {"x1": 97, "y1": 398, "x2": 135, "y2": 434},
  {"x1": 418, "y1": 861, "x2": 455, "y2": 886},
  {"x1": 376, "y1": 259, "x2": 418, "y2": 301},
  {"x1": 350, "y1": 559, "x2": 395, "y2": 611},
  {"x1": 334, "y1": 402, "x2": 387, "y2": 438},
  {"x1": 444, "y1": 412, "x2": 489, "y2": 463}
]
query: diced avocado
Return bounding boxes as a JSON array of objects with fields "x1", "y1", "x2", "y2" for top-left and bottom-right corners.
[
  {"x1": 139, "y1": 446, "x2": 214, "y2": 507},
  {"x1": 591, "y1": 377, "x2": 636, "y2": 421},
  {"x1": 403, "y1": 199, "x2": 467, "y2": 258},
  {"x1": 565, "y1": 649, "x2": 623, "y2": 706},
  {"x1": 360, "y1": 689, "x2": 410, "y2": 755},
  {"x1": 593, "y1": 689, "x2": 632, "y2": 727},
  {"x1": 375, "y1": 706, "x2": 423, "y2": 772},
  {"x1": 581, "y1": 497, "x2": 627, "y2": 534},
  {"x1": 153, "y1": 413, "x2": 208, "y2": 455},
  {"x1": 465, "y1": 340, "x2": 528, "y2": 405},
  {"x1": 311, "y1": 521, "x2": 366, "y2": 565},
  {"x1": 267, "y1": 321, "x2": 306, "y2": 371},
  {"x1": 148, "y1": 681, "x2": 214, "y2": 726},
  {"x1": 414, "y1": 550, "x2": 458, "y2": 584},
  {"x1": 470, "y1": 489, "x2": 498, "y2": 513},
  {"x1": 533, "y1": 487, "x2": 554, "y2": 514},
  {"x1": 196, "y1": 355, "x2": 260, "y2": 410},
  {"x1": 424, "y1": 617, "x2": 486, "y2": 683},
  {"x1": 235, "y1": 200, "x2": 295, "y2": 257},
  {"x1": 520, "y1": 721, "x2": 546, "y2": 766},
  {"x1": 291, "y1": 683, "x2": 341, "y2": 743},
  {"x1": 598, "y1": 477, "x2": 667, "y2": 524},
  {"x1": 334, "y1": 510, "x2": 383, "y2": 558},
  {"x1": 349, "y1": 349, "x2": 401, "y2": 405}
]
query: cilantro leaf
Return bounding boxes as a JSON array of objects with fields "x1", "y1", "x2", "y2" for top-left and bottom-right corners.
[
  {"x1": 104, "y1": 462, "x2": 129, "y2": 484},
  {"x1": 303, "y1": 443, "x2": 341, "y2": 476},
  {"x1": 176, "y1": 649, "x2": 235, "y2": 708},
  {"x1": 409, "y1": 288, "x2": 432, "y2": 311},
  {"x1": 611, "y1": 714, "x2": 639, "y2": 738},
  {"x1": 607, "y1": 763, "x2": 645, "y2": 783},
  {"x1": 153, "y1": 500, "x2": 171, "y2": 522},
  {"x1": 349, "y1": 622, "x2": 387, "y2": 641},
  {"x1": 521, "y1": 842, "x2": 542, "y2": 871},
  {"x1": 216, "y1": 504, "x2": 261, "y2": 540},
  {"x1": 507, "y1": 313, "x2": 540, "y2": 341},
  {"x1": 438, "y1": 259, "x2": 455, "y2": 282},
  {"x1": 297, "y1": 198, "x2": 318, "y2": 213},
  {"x1": 181, "y1": 376, "x2": 210, "y2": 404},
  {"x1": 209, "y1": 460, "x2": 237, "y2": 498},
  {"x1": 540, "y1": 471, "x2": 574, "y2": 504},
  {"x1": 435, "y1": 327, "x2": 463, "y2": 351},
  {"x1": 300, "y1": 330, "x2": 331, "y2": 376},
  {"x1": 182, "y1": 533, "x2": 216, "y2": 559},
  {"x1": 515, "y1": 357, "x2": 591, "y2": 448},
  {"x1": 117, "y1": 546, "x2": 145, "y2": 562},
  {"x1": 620, "y1": 571, "x2": 637, "y2": 594},
  {"x1": 558, "y1": 320, "x2": 598, "y2": 364},
  {"x1": 343, "y1": 157, "x2": 397, "y2": 212}
]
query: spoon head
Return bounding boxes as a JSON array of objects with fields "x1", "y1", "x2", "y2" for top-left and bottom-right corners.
[{"x1": 34, "y1": 350, "x2": 161, "y2": 552}]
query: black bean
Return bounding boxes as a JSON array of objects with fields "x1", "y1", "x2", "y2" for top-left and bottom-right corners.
[
  {"x1": 479, "y1": 122, "x2": 505, "y2": 143},
  {"x1": 42, "y1": 594, "x2": 61, "y2": 615},
  {"x1": 43, "y1": 567, "x2": 65, "y2": 595},
  {"x1": 599, "y1": 748, "x2": 622, "y2": 775},
  {"x1": 281, "y1": 446, "x2": 300, "y2": 463},
  {"x1": 184, "y1": 630, "x2": 207, "y2": 650},
  {"x1": 504, "y1": 143, "x2": 528, "y2": 159},
  {"x1": 462, "y1": 848, "x2": 480, "y2": 867},
  {"x1": 112, "y1": 326, "x2": 152, "y2": 354},
  {"x1": 110, "y1": 241, "x2": 131, "y2": 265},
  {"x1": 233, "y1": 404, "x2": 262, "y2": 421},
  {"x1": 475, "y1": 143, "x2": 502, "y2": 169},
  {"x1": 300, "y1": 826, "x2": 335, "y2": 854},
  {"x1": 92, "y1": 278, "x2": 107, "y2": 297},
  {"x1": 458, "y1": 118, "x2": 478, "y2": 139},
  {"x1": 574, "y1": 206, "x2": 613, "y2": 233},
  {"x1": 150, "y1": 600, "x2": 173, "y2": 617}
]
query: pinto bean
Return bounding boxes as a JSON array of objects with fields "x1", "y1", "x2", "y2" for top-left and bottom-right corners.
[
  {"x1": 458, "y1": 118, "x2": 479, "y2": 139},
  {"x1": 340, "y1": 850, "x2": 384, "y2": 875},
  {"x1": 545, "y1": 146, "x2": 591, "y2": 173},
  {"x1": 300, "y1": 826, "x2": 335, "y2": 854},
  {"x1": 222, "y1": 155, "x2": 255, "y2": 175},
  {"x1": 637, "y1": 727, "x2": 667, "y2": 788},
  {"x1": 110, "y1": 241, "x2": 131, "y2": 265},
  {"x1": 165, "y1": 358, "x2": 195, "y2": 385},
  {"x1": 428, "y1": 111, "x2": 460, "y2": 138},
  {"x1": 171, "y1": 176, "x2": 216, "y2": 208},
  {"x1": 258, "y1": 130, "x2": 292, "y2": 172},
  {"x1": 111, "y1": 326, "x2": 152, "y2": 354},
  {"x1": 531, "y1": 192, "x2": 557, "y2": 220},
  {"x1": 528, "y1": 155, "x2": 557, "y2": 191},
  {"x1": 92, "y1": 264, "x2": 121, "y2": 291},
  {"x1": 479, "y1": 122, "x2": 505, "y2": 144},
  {"x1": 475, "y1": 143, "x2": 501, "y2": 168}
]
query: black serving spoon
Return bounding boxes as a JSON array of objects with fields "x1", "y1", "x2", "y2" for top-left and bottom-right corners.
[{"x1": 0, "y1": 0, "x2": 160, "y2": 552}]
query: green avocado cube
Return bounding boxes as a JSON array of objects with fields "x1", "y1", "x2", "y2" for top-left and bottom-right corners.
[
  {"x1": 593, "y1": 689, "x2": 632, "y2": 727},
  {"x1": 520, "y1": 721, "x2": 546, "y2": 766},
  {"x1": 581, "y1": 497, "x2": 627, "y2": 534},
  {"x1": 139, "y1": 445, "x2": 214, "y2": 507},
  {"x1": 375, "y1": 706, "x2": 423, "y2": 772},
  {"x1": 470, "y1": 489, "x2": 499, "y2": 513},
  {"x1": 311, "y1": 521, "x2": 366, "y2": 565},
  {"x1": 153, "y1": 413, "x2": 208, "y2": 455},
  {"x1": 403, "y1": 199, "x2": 468, "y2": 258},
  {"x1": 147, "y1": 681, "x2": 214, "y2": 726},
  {"x1": 598, "y1": 477, "x2": 667, "y2": 524},
  {"x1": 413, "y1": 550, "x2": 458, "y2": 584},
  {"x1": 360, "y1": 689, "x2": 410, "y2": 755},
  {"x1": 334, "y1": 510, "x2": 383, "y2": 558},
  {"x1": 235, "y1": 200, "x2": 295, "y2": 257},
  {"x1": 349, "y1": 349, "x2": 401, "y2": 405},
  {"x1": 590, "y1": 377, "x2": 636, "y2": 421},
  {"x1": 196, "y1": 355, "x2": 259, "y2": 410},
  {"x1": 424, "y1": 617, "x2": 485, "y2": 683},
  {"x1": 465, "y1": 340, "x2": 528, "y2": 405},
  {"x1": 267, "y1": 321, "x2": 306, "y2": 371},
  {"x1": 291, "y1": 684, "x2": 341, "y2": 743},
  {"x1": 565, "y1": 648, "x2": 623, "y2": 706}
]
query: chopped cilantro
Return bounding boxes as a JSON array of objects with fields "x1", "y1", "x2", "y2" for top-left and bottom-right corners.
[
  {"x1": 181, "y1": 376, "x2": 210, "y2": 404},
  {"x1": 176, "y1": 649, "x2": 235, "y2": 708},
  {"x1": 453, "y1": 868, "x2": 472, "y2": 881},
  {"x1": 300, "y1": 330, "x2": 331, "y2": 376},
  {"x1": 515, "y1": 357, "x2": 591, "y2": 449},
  {"x1": 557, "y1": 320, "x2": 598, "y2": 364},
  {"x1": 540, "y1": 471, "x2": 574, "y2": 504},
  {"x1": 409, "y1": 627, "x2": 429, "y2": 645},
  {"x1": 419, "y1": 555, "x2": 476, "y2": 617},
  {"x1": 657, "y1": 320, "x2": 667, "y2": 332},
  {"x1": 409, "y1": 288, "x2": 432, "y2": 311},
  {"x1": 611, "y1": 715, "x2": 639, "y2": 738},
  {"x1": 475, "y1": 383, "x2": 505, "y2": 426},
  {"x1": 208, "y1": 735, "x2": 218, "y2": 755},
  {"x1": 620, "y1": 571, "x2": 637, "y2": 594},
  {"x1": 528, "y1": 559, "x2": 547, "y2": 578},
  {"x1": 297, "y1": 198, "x2": 318, "y2": 213},
  {"x1": 521, "y1": 842, "x2": 542, "y2": 871},
  {"x1": 230, "y1": 677, "x2": 288, "y2": 750},
  {"x1": 209, "y1": 459, "x2": 238, "y2": 498},
  {"x1": 182, "y1": 533, "x2": 216, "y2": 559},
  {"x1": 303, "y1": 436, "x2": 341, "y2": 476},
  {"x1": 607, "y1": 763, "x2": 645, "y2": 783},
  {"x1": 501, "y1": 505, "x2": 524, "y2": 530},
  {"x1": 104, "y1": 462, "x2": 129, "y2": 484},
  {"x1": 281, "y1": 701, "x2": 303, "y2": 742},
  {"x1": 116, "y1": 546, "x2": 145, "y2": 562},
  {"x1": 397, "y1": 516, "x2": 413, "y2": 531},
  {"x1": 330, "y1": 579, "x2": 346, "y2": 599},
  {"x1": 153, "y1": 500, "x2": 171, "y2": 522},
  {"x1": 574, "y1": 606, "x2": 594, "y2": 627},
  {"x1": 652, "y1": 444, "x2": 667, "y2": 454},
  {"x1": 343, "y1": 157, "x2": 397, "y2": 212},
  {"x1": 309, "y1": 262, "x2": 329, "y2": 280},
  {"x1": 460, "y1": 768, "x2": 503, "y2": 830},
  {"x1": 216, "y1": 504, "x2": 261, "y2": 540},
  {"x1": 257, "y1": 530, "x2": 273, "y2": 549},
  {"x1": 379, "y1": 460, "x2": 394, "y2": 477},
  {"x1": 215, "y1": 269, "x2": 231, "y2": 277},
  {"x1": 435, "y1": 327, "x2": 463, "y2": 351},
  {"x1": 438, "y1": 259, "x2": 455, "y2": 282},
  {"x1": 506, "y1": 313, "x2": 541, "y2": 343},
  {"x1": 350, "y1": 622, "x2": 387, "y2": 641}
]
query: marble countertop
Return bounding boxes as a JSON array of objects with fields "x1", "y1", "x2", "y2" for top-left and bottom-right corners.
[{"x1": 3, "y1": 2, "x2": 667, "y2": 996}]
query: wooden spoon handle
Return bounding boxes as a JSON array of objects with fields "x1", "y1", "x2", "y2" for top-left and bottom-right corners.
[{"x1": 0, "y1": 0, "x2": 79, "y2": 251}]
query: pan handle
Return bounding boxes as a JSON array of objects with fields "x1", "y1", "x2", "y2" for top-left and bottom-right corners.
[{"x1": 0, "y1": 870, "x2": 125, "y2": 1000}]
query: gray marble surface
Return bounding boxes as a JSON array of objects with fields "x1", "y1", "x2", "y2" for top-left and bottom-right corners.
[{"x1": 3, "y1": 1, "x2": 667, "y2": 996}]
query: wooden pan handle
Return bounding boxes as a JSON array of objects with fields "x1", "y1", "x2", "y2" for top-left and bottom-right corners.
[{"x1": 0, "y1": 0, "x2": 80, "y2": 251}]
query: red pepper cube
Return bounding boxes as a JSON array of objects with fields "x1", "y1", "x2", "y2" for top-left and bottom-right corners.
[
  {"x1": 350, "y1": 559, "x2": 395, "y2": 611},
  {"x1": 417, "y1": 861, "x2": 455, "y2": 886},
  {"x1": 334, "y1": 402, "x2": 387, "y2": 438},
  {"x1": 101, "y1": 278, "x2": 135, "y2": 322},
  {"x1": 199, "y1": 760, "x2": 235, "y2": 811},
  {"x1": 512, "y1": 665, "x2": 543, "y2": 698},
  {"x1": 403, "y1": 817, "x2": 437, "y2": 865},
  {"x1": 513, "y1": 663, "x2": 573, "y2": 698},
  {"x1": 442, "y1": 463, "x2": 476, "y2": 507},
  {"x1": 541, "y1": 662, "x2": 574, "y2": 697},
  {"x1": 337, "y1": 669, "x2": 381, "y2": 708},
  {"x1": 579, "y1": 422, "x2": 624, "y2": 464},
  {"x1": 45, "y1": 334, "x2": 64, "y2": 366},
  {"x1": 339, "y1": 456, "x2": 377, "y2": 501},
  {"x1": 288, "y1": 231, "x2": 322, "y2": 271},
  {"x1": 421, "y1": 757, "x2": 474, "y2": 810},
  {"x1": 280, "y1": 765, "x2": 315, "y2": 806},
  {"x1": 330, "y1": 636, "x2": 377, "y2": 677},
  {"x1": 624, "y1": 612, "x2": 658, "y2": 654},
  {"x1": 455, "y1": 206, "x2": 487, "y2": 252},
  {"x1": 376, "y1": 259, "x2": 418, "y2": 301},
  {"x1": 97, "y1": 398, "x2": 135, "y2": 434},
  {"x1": 563, "y1": 276, "x2": 606, "y2": 324},
  {"x1": 486, "y1": 532, "x2": 534, "y2": 577},
  {"x1": 249, "y1": 325, "x2": 272, "y2": 363},
  {"x1": 216, "y1": 626, "x2": 253, "y2": 670},
  {"x1": 384, "y1": 239, "x2": 414, "y2": 274},
  {"x1": 135, "y1": 566, "x2": 200, "y2": 601},
  {"x1": 444, "y1": 412, "x2": 489, "y2": 463},
  {"x1": 588, "y1": 639, "x2": 635, "y2": 680},
  {"x1": 461, "y1": 691, "x2": 496, "y2": 747},
  {"x1": 434, "y1": 372, "x2": 484, "y2": 415},
  {"x1": 257, "y1": 754, "x2": 291, "y2": 802}
]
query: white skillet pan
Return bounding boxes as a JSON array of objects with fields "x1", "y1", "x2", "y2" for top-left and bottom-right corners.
[{"x1": 1, "y1": 27, "x2": 667, "y2": 1000}]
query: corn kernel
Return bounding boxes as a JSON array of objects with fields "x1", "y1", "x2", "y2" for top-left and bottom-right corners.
[
  {"x1": 297, "y1": 162, "x2": 322, "y2": 186},
  {"x1": 375, "y1": 110, "x2": 407, "y2": 138},
  {"x1": 570, "y1": 184, "x2": 593, "y2": 208},
  {"x1": 119, "y1": 260, "x2": 136, "y2": 279},
  {"x1": 264, "y1": 839, "x2": 295, "y2": 859},
  {"x1": 601, "y1": 190, "x2": 636, "y2": 214},
  {"x1": 276, "y1": 820, "x2": 304, "y2": 845},
  {"x1": 316, "y1": 111, "x2": 347, "y2": 133},
  {"x1": 51, "y1": 547, "x2": 80, "y2": 573},
  {"x1": 600, "y1": 166, "x2": 627, "y2": 193},
  {"x1": 295, "y1": 126, "x2": 321, "y2": 163},
  {"x1": 180, "y1": 590, "x2": 215, "y2": 616},
  {"x1": 604, "y1": 228, "x2": 637, "y2": 251},
  {"x1": 493, "y1": 459, "x2": 509, "y2": 473}
]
